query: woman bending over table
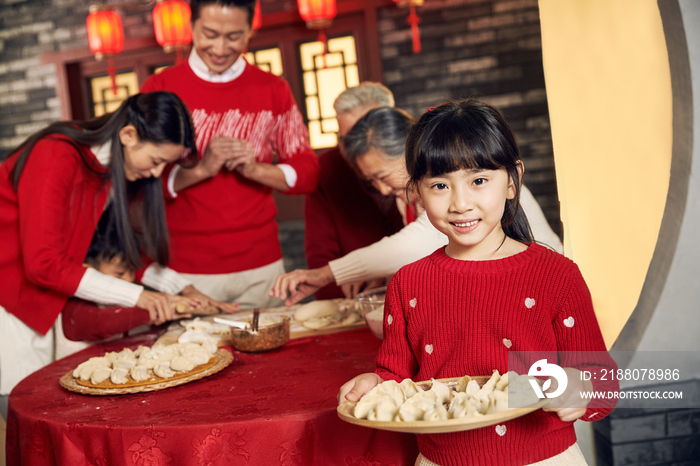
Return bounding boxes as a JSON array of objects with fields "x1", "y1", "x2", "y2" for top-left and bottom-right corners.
[
  {"x1": 0, "y1": 92, "x2": 234, "y2": 419},
  {"x1": 270, "y1": 107, "x2": 563, "y2": 306}
]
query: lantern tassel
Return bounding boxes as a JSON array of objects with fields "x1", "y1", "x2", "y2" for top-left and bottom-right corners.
[
  {"x1": 407, "y1": 4, "x2": 421, "y2": 54},
  {"x1": 318, "y1": 28, "x2": 328, "y2": 69},
  {"x1": 107, "y1": 55, "x2": 118, "y2": 96},
  {"x1": 175, "y1": 48, "x2": 183, "y2": 65}
]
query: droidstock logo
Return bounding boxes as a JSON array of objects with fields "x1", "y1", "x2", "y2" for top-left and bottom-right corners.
[{"x1": 528, "y1": 359, "x2": 568, "y2": 399}]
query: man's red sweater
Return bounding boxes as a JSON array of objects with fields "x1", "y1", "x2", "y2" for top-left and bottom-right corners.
[
  {"x1": 0, "y1": 136, "x2": 110, "y2": 335},
  {"x1": 377, "y1": 244, "x2": 616, "y2": 466},
  {"x1": 305, "y1": 147, "x2": 403, "y2": 299},
  {"x1": 141, "y1": 61, "x2": 320, "y2": 274}
]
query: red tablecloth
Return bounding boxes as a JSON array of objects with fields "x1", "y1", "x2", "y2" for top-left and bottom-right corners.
[{"x1": 6, "y1": 329, "x2": 418, "y2": 466}]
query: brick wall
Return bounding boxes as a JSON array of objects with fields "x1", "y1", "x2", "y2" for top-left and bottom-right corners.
[
  {"x1": 593, "y1": 379, "x2": 700, "y2": 465},
  {"x1": 0, "y1": 0, "x2": 155, "y2": 160},
  {"x1": 378, "y1": 0, "x2": 561, "y2": 236}
]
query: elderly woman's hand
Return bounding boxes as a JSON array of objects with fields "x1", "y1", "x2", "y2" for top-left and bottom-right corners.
[{"x1": 269, "y1": 265, "x2": 335, "y2": 306}]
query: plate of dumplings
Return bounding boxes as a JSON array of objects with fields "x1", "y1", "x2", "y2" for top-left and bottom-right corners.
[
  {"x1": 337, "y1": 371, "x2": 549, "y2": 433},
  {"x1": 60, "y1": 342, "x2": 233, "y2": 395}
]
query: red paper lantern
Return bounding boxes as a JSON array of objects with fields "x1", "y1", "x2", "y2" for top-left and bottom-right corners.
[
  {"x1": 153, "y1": 0, "x2": 192, "y2": 63},
  {"x1": 252, "y1": 1, "x2": 262, "y2": 31},
  {"x1": 86, "y1": 8, "x2": 124, "y2": 58},
  {"x1": 297, "y1": 0, "x2": 337, "y2": 67},
  {"x1": 297, "y1": 0, "x2": 337, "y2": 30},
  {"x1": 86, "y1": 8, "x2": 124, "y2": 95},
  {"x1": 393, "y1": 0, "x2": 423, "y2": 54}
]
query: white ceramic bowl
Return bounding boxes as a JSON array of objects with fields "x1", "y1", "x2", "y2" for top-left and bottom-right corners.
[{"x1": 356, "y1": 286, "x2": 386, "y2": 339}]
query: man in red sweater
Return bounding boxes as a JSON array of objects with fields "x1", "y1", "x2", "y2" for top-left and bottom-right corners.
[
  {"x1": 141, "y1": 0, "x2": 319, "y2": 309},
  {"x1": 305, "y1": 83, "x2": 404, "y2": 299}
]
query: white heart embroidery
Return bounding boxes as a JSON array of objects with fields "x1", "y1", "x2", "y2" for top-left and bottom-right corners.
[
  {"x1": 503, "y1": 338, "x2": 512, "y2": 348},
  {"x1": 525, "y1": 298, "x2": 535, "y2": 309},
  {"x1": 409, "y1": 298, "x2": 417, "y2": 308},
  {"x1": 425, "y1": 344, "x2": 433, "y2": 354},
  {"x1": 495, "y1": 425, "x2": 506, "y2": 436},
  {"x1": 564, "y1": 317, "x2": 575, "y2": 328},
  {"x1": 387, "y1": 315, "x2": 394, "y2": 325}
]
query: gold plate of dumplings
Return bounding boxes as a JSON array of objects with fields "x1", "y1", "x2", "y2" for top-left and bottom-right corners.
[
  {"x1": 337, "y1": 375, "x2": 550, "y2": 434},
  {"x1": 60, "y1": 349, "x2": 233, "y2": 396}
]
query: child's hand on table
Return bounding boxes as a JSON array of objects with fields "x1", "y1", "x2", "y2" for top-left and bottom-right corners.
[
  {"x1": 180, "y1": 285, "x2": 240, "y2": 314},
  {"x1": 542, "y1": 368, "x2": 594, "y2": 422},
  {"x1": 338, "y1": 372, "x2": 384, "y2": 404}
]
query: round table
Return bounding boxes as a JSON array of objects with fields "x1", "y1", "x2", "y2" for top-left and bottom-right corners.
[{"x1": 6, "y1": 328, "x2": 418, "y2": 465}]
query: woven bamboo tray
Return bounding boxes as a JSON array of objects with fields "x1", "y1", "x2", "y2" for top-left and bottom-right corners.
[
  {"x1": 337, "y1": 375, "x2": 549, "y2": 434},
  {"x1": 60, "y1": 349, "x2": 233, "y2": 395}
]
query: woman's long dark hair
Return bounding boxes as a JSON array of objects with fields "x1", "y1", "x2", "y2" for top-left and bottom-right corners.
[
  {"x1": 405, "y1": 98, "x2": 533, "y2": 243},
  {"x1": 9, "y1": 91, "x2": 198, "y2": 268}
]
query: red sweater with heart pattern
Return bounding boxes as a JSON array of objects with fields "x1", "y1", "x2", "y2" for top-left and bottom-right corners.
[{"x1": 375, "y1": 244, "x2": 617, "y2": 466}]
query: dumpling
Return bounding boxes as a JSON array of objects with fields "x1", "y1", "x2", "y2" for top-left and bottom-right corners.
[
  {"x1": 116, "y1": 348, "x2": 136, "y2": 362},
  {"x1": 427, "y1": 378, "x2": 452, "y2": 404},
  {"x1": 495, "y1": 372, "x2": 510, "y2": 392},
  {"x1": 182, "y1": 348, "x2": 211, "y2": 366},
  {"x1": 110, "y1": 367, "x2": 129, "y2": 385},
  {"x1": 486, "y1": 390, "x2": 509, "y2": 414},
  {"x1": 130, "y1": 365, "x2": 150, "y2": 382},
  {"x1": 170, "y1": 356, "x2": 195, "y2": 372},
  {"x1": 474, "y1": 370, "x2": 500, "y2": 401},
  {"x1": 78, "y1": 364, "x2": 104, "y2": 381},
  {"x1": 154, "y1": 362, "x2": 174, "y2": 379},
  {"x1": 455, "y1": 375, "x2": 471, "y2": 393},
  {"x1": 115, "y1": 360, "x2": 136, "y2": 371},
  {"x1": 398, "y1": 399, "x2": 426, "y2": 421},
  {"x1": 73, "y1": 357, "x2": 110, "y2": 378},
  {"x1": 465, "y1": 379, "x2": 481, "y2": 397},
  {"x1": 423, "y1": 400, "x2": 448, "y2": 421},
  {"x1": 294, "y1": 300, "x2": 338, "y2": 322},
  {"x1": 354, "y1": 395, "x2": 383, "y2": 419},
  {"x1": 90, "y1": 367, "x2": 112, "y2": 384},
  {"x1": 137, "y1": 349, "x2": 159, "y2": 369},
  {"x1": 399, "y1": 378, "x2": 421, "y2": 399},
  {"x1": 403, "y1": 390, "x2": 437, "y2": 411},
  {"x1": 375, "y1": 380, "x2": 406, "y2": 406},
  {"x1": 367, "y1": 398, "x2": 398, "y2": 422}
]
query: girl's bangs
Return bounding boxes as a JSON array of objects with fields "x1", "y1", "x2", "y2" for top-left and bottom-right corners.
[{"x1": 417, "y1": 123, "x2": 502, "y2": 179}]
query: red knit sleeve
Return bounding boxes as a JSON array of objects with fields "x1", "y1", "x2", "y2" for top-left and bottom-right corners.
[
  {"x1": 375, "y1": 271, "x2": 419, "y2": 382},
  {"x1": 553, "y1": 264, "x2": 619, "y2": 421},
  {"x1": 61, "y1": 298, "x2": 150, "y2": 342},
  {"x1": 270, "y1": 80, "x2": 319, "y2": 195},
  {"x1": 17, "y1": 139, "x2": 93, "y2": 296}
]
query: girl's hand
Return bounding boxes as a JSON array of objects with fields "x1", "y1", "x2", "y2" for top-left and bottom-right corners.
[
  {"x1": 338, "y1": 372, "x2": 384, "y2": 404},
  {"x1": 179, "y1": 285, "x2": 240, "y2": 314},
  {"x1": 269, "y1": 265, "x2": 335, "y2": 306},
  {"x1": 542, "y1": 368, "x2": 593, "y2": 422},
  {"x1": 136, "y1": 290, "x2": 197, "y2": 325}
]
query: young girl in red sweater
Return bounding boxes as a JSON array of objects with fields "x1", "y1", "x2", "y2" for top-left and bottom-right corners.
[{"x1": 339, "y1": 99, "x2": 613, "y2": 466}]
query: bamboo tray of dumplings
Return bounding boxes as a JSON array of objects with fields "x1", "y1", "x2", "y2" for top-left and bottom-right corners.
[
  {"x1": 337, "y1": 376, "x2": 549, "y2": 434},
  {"x1": 59, "y1": 349, "x2": 233, "y2": 396}
]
